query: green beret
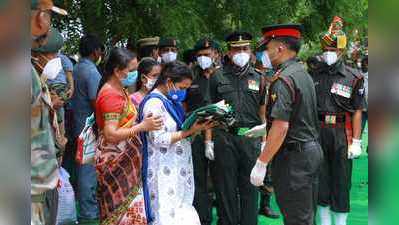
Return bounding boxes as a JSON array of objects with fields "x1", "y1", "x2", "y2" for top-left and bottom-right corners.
[
  {"x1": 32, "y1": 27, "x2": 64, "y2": 53},
  {"x1": 158, "y1": 37, "x2": 178, "y2": 48},
  {"x1": 194, "y1": 38, "x2": 218, "y2": 52}
]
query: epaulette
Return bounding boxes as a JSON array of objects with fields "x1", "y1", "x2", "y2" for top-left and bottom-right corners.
[{"x1": 345, "y1": 64, "x2": 363, "y2": 80}]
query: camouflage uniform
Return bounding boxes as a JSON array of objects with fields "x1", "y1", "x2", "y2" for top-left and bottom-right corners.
[{"x1": 31, "y1": 65, "x2": 59, "y2": 225}]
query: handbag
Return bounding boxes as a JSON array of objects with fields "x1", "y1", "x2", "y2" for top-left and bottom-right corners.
[{"x1": 75, "y1": 114, "x2": 96, "y2": 165}]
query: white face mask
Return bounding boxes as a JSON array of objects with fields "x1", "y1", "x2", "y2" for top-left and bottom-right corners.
[
  {"x1": 42, "y1": 57, "x2": 62, "y2": 80},
  {"x1": 322, "y1": 51, "x2": 338, "y2": 66},
  {"x1": 161, "y1": 51, "x2": 177, "y2": 63},
  {"x1": 232, "y1": 52, "x2": 250, "y2": 68},
  {"x1": 144, "y1": 76, "x2": 157, "y2": 90},
  {"x1": 261, "y1": 51, "x2": 272, "y2": 69},
  {"x1": 197, "y1": 56, "x2": 213, "y2": 70}
]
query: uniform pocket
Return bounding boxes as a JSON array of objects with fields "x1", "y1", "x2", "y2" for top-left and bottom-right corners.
[
  {"x1": 217, "y1": 84, "x2": 236, "y2": 104},
  {"x1": 287, "y1": 150, "x2": 313, "y2": 191}
]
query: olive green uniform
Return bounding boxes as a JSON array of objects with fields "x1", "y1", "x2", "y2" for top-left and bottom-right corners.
[
  {"x1": 209, "y1": 63, "x2": 266, "y2": 225},
  {"x1": 307, "y1": 58, "x2": 366, "y2": 213},
  {"x1": 185, "y1": 65, "x2": 221, "y2": 225},
  {"x1": 267, "y1": 59, "x2": 323, "y2": 225}
]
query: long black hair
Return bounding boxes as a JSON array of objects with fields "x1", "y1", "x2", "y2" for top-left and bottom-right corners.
[
  {"x1": 136, "y1": 57, "x2": 160, "y2": 91},
  {"x1": 96, "y1": 47, "x2": 137, "y2": 97},
  {"x1": 151, "y1": 61, "x2": 193, "y2": 91},
  {"x1": 93, "y1": 47, "x2": 137, "y2": 136}
]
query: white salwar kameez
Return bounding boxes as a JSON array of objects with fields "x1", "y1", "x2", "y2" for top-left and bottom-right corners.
[{"x1": 142, "y1": 89, "x2": 200, "y2": 225}]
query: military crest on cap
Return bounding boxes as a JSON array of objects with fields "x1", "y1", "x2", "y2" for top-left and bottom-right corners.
[
  {"x1": 225, "y1": 31, "x2": 252, "y2": 47},
  {"x1": 205, "y1": 40, "x2": 209, "y2": 48}
]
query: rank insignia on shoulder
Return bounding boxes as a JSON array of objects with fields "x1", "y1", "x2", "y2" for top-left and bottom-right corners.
[{"x1": 271, "y1": 93, "x2": 277, "y2": 102}]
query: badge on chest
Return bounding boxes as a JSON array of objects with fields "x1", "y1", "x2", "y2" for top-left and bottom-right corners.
[
  {"x1": 330, "y1": 83, "x2": 352, "y2": 98},
  {"x1": 248, "y1": 79, "x2": 260, "y2": 91}
]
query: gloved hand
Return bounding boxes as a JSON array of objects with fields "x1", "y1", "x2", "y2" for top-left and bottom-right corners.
[
  {"x1": 244, "y1": 123, "x2": 266, "y2": 138},
  {"x1": 348, "y1": 138, "x2": 362, "y2": 159},
  {"x1": 250, "y1": 159, "x2": 268, "y2": 186},
  {"x1": 205, "y1": 141, "x2": 215, "y2": 160},
  {"x1": 261, "y1": 142, "x2": 266, "y2": 153}
]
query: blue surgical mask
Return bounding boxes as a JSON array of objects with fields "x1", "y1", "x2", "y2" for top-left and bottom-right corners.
[
  {"x1": 121, "y1": 70, "x2": 138, "y2": 87},
  {"x1": 167, "y1": 83, "x2": 187, "y2": 102},
  {"x1": 256, "y1": 51, "x2": 272, "y2": 69}
]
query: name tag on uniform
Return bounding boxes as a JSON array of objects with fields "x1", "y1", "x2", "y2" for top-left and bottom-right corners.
[
  {"x1": 248, "y1": 80, "x2": 259, "y2": 91},
  {"x1": 190, "y1": 84, "x2": 199, "y2": 89},
  {"x1": 330, "y1": 83, "x2": 352, "y2": 98}
]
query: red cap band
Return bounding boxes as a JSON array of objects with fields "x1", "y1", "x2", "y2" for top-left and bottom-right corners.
[{"x1": 263, "y1": 28, "x2": 301, "y2": 39}]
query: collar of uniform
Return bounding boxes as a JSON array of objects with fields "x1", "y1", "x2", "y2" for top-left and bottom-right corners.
[
  {"x1": 277, "y1": 57, "x2": 298, "y2": 71},
  {"x1": 225, "y1": 62, "x2": 251, "y2": 77},
  {"x1": 335, "y1": 60, "x2": 347, "y2": 77}
]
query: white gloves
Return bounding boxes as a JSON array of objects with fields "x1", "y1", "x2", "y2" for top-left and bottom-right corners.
[
  {"x1": 261, "y1": 142, "x2": 266, "y2": 153},
  {"x1": 244, "y1": 123, "x2": 267, "y2": 138},
  {"x1": 348, "y1": 138, "x2": 362, "y2": 159},
  {"x1": 205, "y1": 141, "x2": 215, "y2": 160},
  {"x1": 250, "y1": 159, "x2": 268, "y2": 186}
]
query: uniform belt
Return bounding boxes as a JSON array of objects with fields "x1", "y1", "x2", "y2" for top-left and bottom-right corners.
[
  {"x1": 31, "y1": 193, "x2": 46, "y2": 203},
  {"x1": 228, "y1": 127, "x2": 250, "y2": 136},
  {"x1": 283, "y1": 141, "x2": 318, "y2": 152},
  {"x1": 319, "y1": 113, "x2": 345, "y2": 125}
]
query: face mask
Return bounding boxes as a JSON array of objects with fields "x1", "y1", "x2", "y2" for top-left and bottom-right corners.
[
  {"x1": 144, "y1": 75, "x2": 157, "y2": 90},
  {"x1": 197, "y1": 56, "x2": 213, "y2": 70},
  {"x1": 121, "y1": 70, "x2": 138, "y2": 87},
  {"x1": 96, "y1": 56, "x2": 102, "y2": 66},
  {"x1": 42, "y1": 57, "x2": 62, "y2": 80},
  {"x1": 232, "y1": 52, "x2": 250, "y2": 68},
  {"x1": 167, "y1": 83, "x2": 187, "y2": 102},
  {"x1": 256, "y1": 51, "x2": 272, "y2": 69},
  {"x1": 322, "y1": 51, "x2": 338, "y2": 66},
  {"x1": 161, "y1": 51, "x2": 177, "y2": 63}
]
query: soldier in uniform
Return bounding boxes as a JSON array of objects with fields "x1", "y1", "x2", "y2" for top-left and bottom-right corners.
[
  {"x1": 307, "y1": 16, "x2": 365, "y2": 225},
  {"x1": 249, "y1": 24, "x2": 323, "y2": 225},
  {"x1": 184, "y1": 38, "x2": 221, "y2": 225},
  {"x1": 209, "y1": 31, "x2": 267, "y2": 225},
  {"x1": 251, "y1": 39, "x2": 281, "y2": 219},
  {"x1": 159, "y1": 37, "x2": 179, "y2": 63},
  {"x1": 136, "y1": 36, "x2": 160, "y2": 61},
  {"x1": 31, "y1": 1, "x2": 67, "y2": 225}
]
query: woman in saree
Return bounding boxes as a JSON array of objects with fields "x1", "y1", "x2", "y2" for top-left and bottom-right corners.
[
  {"x1": 95, "y1": 48, "x2": 163, "y2": 225},
  {"x1": 138, "y1": 61, "x2": 215, "y2": 225}
]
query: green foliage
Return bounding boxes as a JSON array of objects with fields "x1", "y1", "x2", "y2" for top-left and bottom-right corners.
[{"x1": 53, "y1": 0, "x2": 368, "y2": 58}]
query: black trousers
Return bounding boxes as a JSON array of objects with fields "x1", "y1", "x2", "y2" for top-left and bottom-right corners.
[
  {"x1": 318, "y1": 127, "x2": 353, "y2": 212},
  {"x1": 192, "y1": 135, "x2": 212, "y2": 225},
  {"x1": 44, "y1": 188, "x2": 59, "y2": 225},
  {"x1": 212, "y1": 130, "x2": 260, "y2": 225},
  {"x1": 272, "y1": 141, "x2": 323, "y2": 225}
]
